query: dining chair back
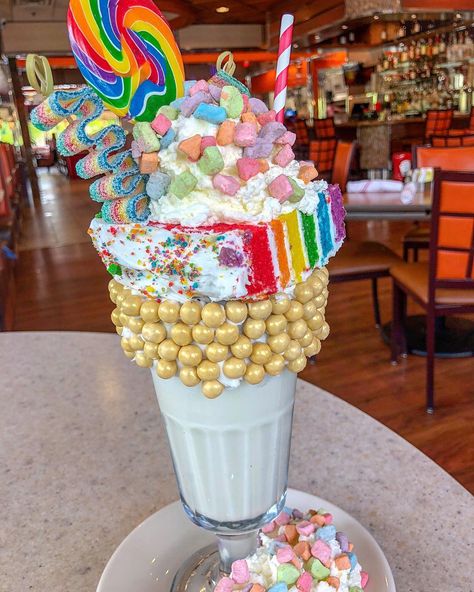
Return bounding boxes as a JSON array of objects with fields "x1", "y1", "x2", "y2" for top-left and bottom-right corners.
[
  {"x1": 424, "y1": 109, "x2": 453, "y2": 142},
  {"x1": 391, "y1": 169, "x2": 474, "y2": 413},
  {"x1": 331, "y1": 140, "x2": 355, "y2": 192},
  {"x1": 314, "y1": 117, "x2": 336, "y2": 139},
  {"x1": 430, "y1": 170, "x2": 474, "y2": 288},
  {"x1": 285, "y1": 118, "x2": 309, "y2": 159},
  {"x1": 309, "y1": 138, "x2": 337, "y2": 174},
  {"x1": 413, "y1": 145, "x2": 474, "y2": 171},
  {"x1": 431, "y1": 133, "x2": 474, "y2": 147},
  {"x1": 0, "y1": 144, "x2": 14, "y2": 201}
]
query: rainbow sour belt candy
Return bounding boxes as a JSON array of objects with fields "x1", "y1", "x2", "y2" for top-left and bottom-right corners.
[{"x1": 31, "y1": 87, "x2": 149, "y2": 223}]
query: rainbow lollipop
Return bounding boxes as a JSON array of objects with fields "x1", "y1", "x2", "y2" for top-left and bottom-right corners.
[{"x1": 67, "y1": 0, "x2": 185, "y2": 122}]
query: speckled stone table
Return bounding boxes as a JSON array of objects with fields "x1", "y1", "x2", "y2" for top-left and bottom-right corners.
[{"x1": 1, "y1": 333, "x2": 473, "y2": 592}]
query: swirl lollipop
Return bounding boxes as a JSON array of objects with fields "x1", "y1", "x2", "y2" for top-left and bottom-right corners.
[{"x1": 67, "y1": 0, "x2": 185, "y2": 121}]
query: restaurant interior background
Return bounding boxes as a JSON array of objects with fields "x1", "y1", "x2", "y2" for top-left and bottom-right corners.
[{"x1": 0, "y1": 0, "x2": 473, "y2": 494}]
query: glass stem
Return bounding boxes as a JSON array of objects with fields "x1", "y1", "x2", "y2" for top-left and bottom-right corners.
[{"x1": 216, "y1": 531, "x2": 258, "y2": 574}]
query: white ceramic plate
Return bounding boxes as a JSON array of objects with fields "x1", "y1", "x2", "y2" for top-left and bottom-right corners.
[{"x1": 97, "y1": 488, "x2": 396, "y2": 591}]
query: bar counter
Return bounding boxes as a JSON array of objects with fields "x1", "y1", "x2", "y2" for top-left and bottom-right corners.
[{"x1": 336, "y1": 113, "x2": 470, "y2": 169}]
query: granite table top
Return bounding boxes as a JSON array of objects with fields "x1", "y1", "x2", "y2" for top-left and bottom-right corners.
[{"x1": 1, "y1": 332, "x2": 472, "y2": 592}]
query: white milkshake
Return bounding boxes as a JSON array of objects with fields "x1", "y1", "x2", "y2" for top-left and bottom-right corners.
[{"x1": 152, "y1": 370, "x2": 297, "y2": 530}]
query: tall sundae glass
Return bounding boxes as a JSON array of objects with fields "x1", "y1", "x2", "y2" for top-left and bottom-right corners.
[{"x1": 31, "y1": 53, "x2": 345, "y2": 592}]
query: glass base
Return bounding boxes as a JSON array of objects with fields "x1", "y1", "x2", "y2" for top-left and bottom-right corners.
[{"x1": 171, "y1": 543, "x2": 219, "y2": 592}]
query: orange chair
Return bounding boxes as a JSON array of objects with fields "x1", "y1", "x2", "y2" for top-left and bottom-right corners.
[
  {"x1": 332, "y1": 140, "x2": 355, "y2": 193},
  {"x1": 285, "y1": 118, "x2": 309, "y2": 159},
  {"x1": 314, "y1": 117, "x2": 336, "y2": 139},
  {"x1": 424, "y1": 109, "x2": 453, "y2": 143},
  {"x1": 404, "y1": 145, "x2": 474, "y2": 261},
  {"x1": 0, "y1": 144, "x2": 14, "y2": 203},
  {"x1": 309, "y1": 138, "x2": 337, "y2": 175},
  {"x1": 391, "y1": 170, "x2": 474, "y2": 412},
  {"x1": 469, "y1": 106, "x2": 474, "y2": 131},
  {"x1": 431, "y1": 133, "x2": 474, "y2": 147},
  {"x1": 413, "y1": 144, "x2": 474, "y2": 170}
]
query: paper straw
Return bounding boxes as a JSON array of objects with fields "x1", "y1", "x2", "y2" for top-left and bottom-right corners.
[{"x1": 274, "y1": 14, "x2": 294, "y2": 123}]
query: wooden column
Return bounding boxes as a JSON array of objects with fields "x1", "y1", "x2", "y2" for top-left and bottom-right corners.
[{"x1": 8, "y1": 57, "x2": 40, "y2": 204}]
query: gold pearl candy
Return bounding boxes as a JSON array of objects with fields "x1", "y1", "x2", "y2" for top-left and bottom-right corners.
[
  {"x1": 129, "y1": 334, "x2": 145, "y2": 351},
  {"x1": 192, "y1": 324, "x2": 214, "y2": 345},
  {"x1": 215, "y1": 323, "x2": 240, "y2": 346},
  {"x1": 116, "y1": 326, "x2": 123, "y2": 336},
  {"x1": 313, "y1": 268, "x2": 328, "y2": 283},
  {"x1": 197, "y1": 360, "x2": 220, "y2": 381},
  {"x1": 315, "y1": 322, "x2": 330, "y2": 341},
  {"x1": 271, "y1": 297, "x2": 291, "y2": 315},
  {"x1": 266, "y1": 314, "x2": 287, "y2": 336},
  {"x1": 304, "y1": 337, "x2": 321, "y2": 357},
  {"x1": 225, "y1": 301, "x2": 248, "y2": 324},
  {"x1": 313, "y1": 294, "x2": 327, "y2": 308},
  {"x1": 243, "y1": 318, "x2": 266, "y2": 340},
  {"x1": 231, "y1": 335, "x2": 253, "y2": 359},
  {"x1": 128, "y1": 316, "x2": 145, "y2": 334},
  {"x1": 223, "y1": 357, "x2": 246, "y2": 379},
  {"x1": 158, "y1": 339, "x2": 180, "y2": 361},
  {"x1": 248, "y1": 300, "x2": 272, "y2": 320},
  {"x1": 285, "y1": 301, "x2": 304, "y2": 322},
  {"x1": 143, "y1": 341, "x2": 159, "y2": 359},
  {"x1": 180, "y1": 366, "x2": 201, "y2": 387},
  {"x1": 265, "y1": 354, "x2": 285, "y2": 376},
  {"x1": 135, "y1": 352, "x2": 153, "y2": 368},
  {"x1": 299, "y1": 330, "x2": 314, "y2": 348},
  {"x1": 178, "y1": 345, "x2": 203, "y2": 367},
  {"x1": 158, "y1": 300, "x2": 180, "y2": 323},
  {"x1": 122, "y1": 295, "x2": 143, "y2": 316},
  {"x1": 115, "y1": 291, "x2": 127, "y2": 307},
  {"x1": 206, "y1": 342, "x2": 229, "y2": 363},
  {"x1": 303, "y1": 300, "x2": 317, "y2": 320},
  {"x1": 140, "y1": 300, "x2": 159, "y2": 323},
  {"x1": 142, "y1": 322, "x2": 166, "y2": 344},
  {"x1": 244, "y1": 363, "x2": 265, "y2": 385},
  {"x1": 123, "y1": 350, "x2": 135, "y2": 360},
  {"x1": 307, "y1": 311, "x2": 324, "y2": 331},
  {"x1": 284, "y1": 340, "x2": 302, "y2": 361},
  {"x1": 294, "y1": 282, "x2": 314, "y2": 304},
  {"x1": 171, "y1": 323, "x2": 193, "y2": 346},
  {"x1": 309, "y1": 275, "x2": 324, "y2": 296},
  {"x1": 250, "y1": 343, "x2": 272, "y2": 365},
  {"x1": 156, "y1": 359, "x2": 177, "y2": 379},
  {"x1": 202, "y1": 380, "x2": 224, "y2": 399},
  {"x1": 111, "y1": 308, "x2": 121, "y2": 326},
  {"x1": 109, "y1": 290, "x2": 118, "y2": 304},
  {"x1": 119, "y1": 312, "x2": 129, "y2": 327},
  {"x1": 121, "y1": 337, "x2": 133, "y2": 352},
  {"x1": 201, "y1": 302, "x2": 226, "y2": 328},
  {"x1": 108, "y1": 279, "x2": 119, "y2": 293},
  {"x1": 288, "y1": 354, "x2": 307, "y2": 373},
  {"x1": 268, "y1": 333, "x2": 291, "y2": 354},
  {"x1": 180, "y1": 301, "x2": 201, "y2": 325},
  {"x1": 288, "y1": 319, "x2": 308, "y2": 340}
]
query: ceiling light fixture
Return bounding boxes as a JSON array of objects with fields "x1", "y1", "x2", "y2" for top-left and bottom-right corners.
[
  {"x1": 216, "y1": 6, "x2": 230, "y2": 13},
  {"x1": 373, "y1": 14, "x2": 380, "y2": 20},
  {"x1": 342, "y1": 24, "x2": 348, "y2": 30}
]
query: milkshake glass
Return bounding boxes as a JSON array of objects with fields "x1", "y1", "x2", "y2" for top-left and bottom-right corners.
[{"x1": 152, "y1": 370, "x2": 297, "y2": 590}]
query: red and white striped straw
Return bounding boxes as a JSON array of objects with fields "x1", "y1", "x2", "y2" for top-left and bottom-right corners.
[{"x1": 274, "y1": 13, "x2": 294, "y2": 123}]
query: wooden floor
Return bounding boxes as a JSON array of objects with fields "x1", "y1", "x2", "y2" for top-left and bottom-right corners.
[{"x1": 13, "y1": 170, "x2": 474, "y2": 493}]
